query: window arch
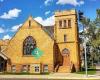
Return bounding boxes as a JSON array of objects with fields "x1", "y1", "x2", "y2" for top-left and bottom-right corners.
[
  {"x1": 62, "y1": 48, "x2": 70, "y2": 56},
  {"x1": 23, "y1": 36, "x2": 36, "y2": 55}
]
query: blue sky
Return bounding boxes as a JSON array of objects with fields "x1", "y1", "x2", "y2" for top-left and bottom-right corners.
[{"x1": 0, "y1": 0, "x2": 100, "y2": 40}]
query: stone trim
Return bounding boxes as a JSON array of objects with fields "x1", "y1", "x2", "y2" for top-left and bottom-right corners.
[{"x1": 0, "y1": 52, "x2": 8, "y2": 60}]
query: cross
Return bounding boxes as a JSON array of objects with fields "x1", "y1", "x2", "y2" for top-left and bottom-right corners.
[{"x1": 34, "y1": 50, "x2": 39, "y2": 55}]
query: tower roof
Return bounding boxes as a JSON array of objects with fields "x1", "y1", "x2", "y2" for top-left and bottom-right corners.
[{"x1": 55, "y1": 9, "x2": 76, "y2": 17}]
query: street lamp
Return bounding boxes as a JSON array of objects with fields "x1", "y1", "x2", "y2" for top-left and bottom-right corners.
[
  {"x1": 83, "y1": 35, "x2": 88, "y2": 77},
  {"x1": 79, "y1": 11, "x2": 88, "y2": 77}
]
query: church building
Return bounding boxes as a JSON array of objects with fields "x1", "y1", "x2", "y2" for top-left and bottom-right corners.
[{"x1": 0, "y1": 9, "x2": 80, "y2": 73}]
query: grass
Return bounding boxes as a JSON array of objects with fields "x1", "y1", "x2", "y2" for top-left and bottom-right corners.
[
  {"x1": 76, "y1": 66, "x2": 96, "y2": 75},
  {"x1": 0, "y1": 72, "x2": 50, "y2": 75}
]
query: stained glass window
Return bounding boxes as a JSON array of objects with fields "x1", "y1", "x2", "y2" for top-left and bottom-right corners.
[
  {"x1": 62, "y1": 48, "x2": 69, "y2": 54},
  {"x1": 23, "y1": 36, "x2": 36, "y2": 55}
]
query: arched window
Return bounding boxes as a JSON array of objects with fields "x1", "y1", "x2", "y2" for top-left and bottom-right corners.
[
  {"x1": 62, "y1": 48, "x2": 69, "y2": 56},
  {"x1": 23, "y1": 36, "x2": 36, "y2": 55}
]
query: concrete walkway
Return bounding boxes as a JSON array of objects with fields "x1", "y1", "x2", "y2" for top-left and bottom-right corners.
[
  {"x1": 0, "y1": 73, "x2": 100, "y2": 80},
  {"x1": 96, "y1": 64, "x2": 100, "y2": 76}
]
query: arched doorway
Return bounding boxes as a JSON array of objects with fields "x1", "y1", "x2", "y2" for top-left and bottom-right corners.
[
  {"x1": 0, "y1": 56, "x2": 7, "y2": 72},
  {"x1": 61, "y1": 48, "x2": 70, "y2": 66},
  {"x1": 57, "y1": 48, "x2": 71, "y2": 72}
]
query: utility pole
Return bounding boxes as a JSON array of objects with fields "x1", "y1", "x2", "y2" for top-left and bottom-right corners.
[
  {"x1": 84, "y1": 34, "x2": 88, "y2": 77},
  {"x1": 79, "y1": 11, "x2": 88, "y2": 77}
]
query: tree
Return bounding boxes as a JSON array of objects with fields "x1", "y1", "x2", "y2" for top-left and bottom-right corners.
[
  {"x1": 80, "y1": 9, "x2": 100, "y2": 67},
  {"x1": 88, "y1": 9, "x2": 100, "y2": 65}
]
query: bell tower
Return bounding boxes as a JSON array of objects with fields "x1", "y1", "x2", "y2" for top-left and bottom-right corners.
[{"x1": 54, "y1": 9, "x2": 80, "y2": 72}]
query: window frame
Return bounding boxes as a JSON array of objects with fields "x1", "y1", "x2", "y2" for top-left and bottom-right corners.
[
  {"x1": 64, "y1": 20, "x2": 67, "y2": 28},
  {"x1": 62, "y1": 48, "x2": 70, "y2": 56},
  {"x1": 35, "y1": 66, "x2": 40, "y2": 72},
  {"x1": 64, "y1": 34, "x2": 67, "y2": 42},
  {"x1": 68, "y1": 19, "x2": 71, "y2": 28},
  {"x1": 22, "y1": 65, "x2": 28, "y2": 72},
  {"x1": 59, "y1": 20, "x2": 62, "y2": 28},
  {"x1": 43, "y1": 64, "x2": 48, "y2": 72},
  {"x1": 29, "y1": 20, "x2": 31, "y2": 27},
  {"x1": 11, "y1": 65, "x2": 16, "y2": 72},
  {"x1": 23, "y1": 36, "x2": 36, "y2": 56},
  {"x1": 58, "y1": 19, "x2": 71, "y2": 29}
]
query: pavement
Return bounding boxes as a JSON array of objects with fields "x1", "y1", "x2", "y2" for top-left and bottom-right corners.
[
  {"x1": 96, "y1": 64, "x2": 100, "y2": 76},
  {"x1": 0, "y1": 73, "x2": 100, "y2": 80}
]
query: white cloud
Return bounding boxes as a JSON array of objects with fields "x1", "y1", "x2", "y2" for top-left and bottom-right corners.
[
  {"x1": 56, "y1": 0, "x2": 84, "y2": 6},
  {"x1": 44, "y1": 0, "x2": 53, "y2": 6},
  {"x1": 0, "y1": 27, "x2": 5, "y2": 33},
  {"x1": 0, "y1": 0, "x2": 4, "y2": 2},
  {"x1": 45, "y1": 11, "x2": 51, "y2": 15},
  {"x1": 79, "y1": 0, "x2": 84, "y2": 5},
  {"x1": 3, "y1": 35, "x2": 11, "y2": 40},
  {"x1": 11, "y1": 24, "x2": 22, "y2": 32},
  {"x1": 0, "y1": 8, "x2": 21, "y2": 19},
  {"x1": 34, "y1": 15, "x2": 55, "y2": 26}
]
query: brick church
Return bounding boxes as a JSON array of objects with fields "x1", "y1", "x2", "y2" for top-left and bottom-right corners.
[{"x1": 0, "y1": 9, "x2": 80, "y2": 73}]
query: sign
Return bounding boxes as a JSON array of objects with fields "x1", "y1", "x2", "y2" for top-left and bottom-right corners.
[{"x1": 32, "y1": 47, "x2": 43, "y2": 59}]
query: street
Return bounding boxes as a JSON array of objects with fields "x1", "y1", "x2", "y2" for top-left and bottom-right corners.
[{"x1": 0, "y1": 73, "x2": 100, "y2": 80}]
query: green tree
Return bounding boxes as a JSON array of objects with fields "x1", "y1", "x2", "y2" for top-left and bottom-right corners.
[
  {"x1": 88, "y1": 9, "x2": 100, "y2": 65},
  {"x1": 80, "y1": 9, "x2": 100, "y2": 67}
]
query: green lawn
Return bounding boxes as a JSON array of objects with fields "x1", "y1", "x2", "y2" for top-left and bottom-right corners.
[
  {"x1": 76, "y1": 66, "x2": 96, "y2": 75},
  {"x1": 0, "y1": 72, "x2": 50, "y2": 75}
]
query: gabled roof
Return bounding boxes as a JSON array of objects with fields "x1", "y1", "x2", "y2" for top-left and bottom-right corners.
[
  {"x1": 20, "y1": 16, "x2": 55, "y2": 39},
  {"x1": 0, "y1": 52, "x2": 8, "y2": 60},
  {"x1": 42, "y1": 26, "x2": 54, "y2": 39},
  {"x1": 0, "y1": 16, "x2": 55, "y2": 43}
]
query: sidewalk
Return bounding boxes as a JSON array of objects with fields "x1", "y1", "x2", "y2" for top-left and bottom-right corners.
[
  {"x1": 96, "y1": 64, "x2": 100, "y2": 75},
  {"x1": 0, "y1": 73, "x2": 100, "y2": 79}
]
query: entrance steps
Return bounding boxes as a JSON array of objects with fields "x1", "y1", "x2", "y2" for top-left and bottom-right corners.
[{"x1": 58, "y1": 66, "x2": 71, "y2": 73}]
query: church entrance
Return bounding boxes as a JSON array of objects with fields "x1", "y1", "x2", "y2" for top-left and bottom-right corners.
[
  {"x1": 62, "y1": 48, "x2": 70, "y2": 66},
  {"x1": 57, "y1": 48, "x2": 71, "y2": 72},
  {"x1": 0, "y1": 56, "x2": 7, "y2": 72}
]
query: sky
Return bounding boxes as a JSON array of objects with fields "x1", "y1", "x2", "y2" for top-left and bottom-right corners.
[{"x1": 0, "y1": 0, "x2": 100, "y2": 40}]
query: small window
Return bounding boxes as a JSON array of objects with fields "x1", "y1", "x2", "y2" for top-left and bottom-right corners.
[
  {"x1": 59, "y1": 20, "x2": 62, "y2": 28},
  {"x1": 11, "y1": 65, "x2": 16, "y2": 72},
  {"x1": 64, "y1": 35, "x2": 67, "y2": 42},
  {"x1": 64, "y1": 20, "x2": 67, "y2": 28},
  {"x1": 68, "y1": 20, "x2": 71, "y2": 27},
  {"x1": 44, "y1": 65, "x2": 48, "y2": 72},
  {"x1": 22, "y1": 65, "x2": 28, "y2": 72},
  {"x1": 29, "y1": 20, "x2": 31, "y2": 27},
  {"x1": 35, "y1": 66, "x2": 39, "y2": 72}
]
